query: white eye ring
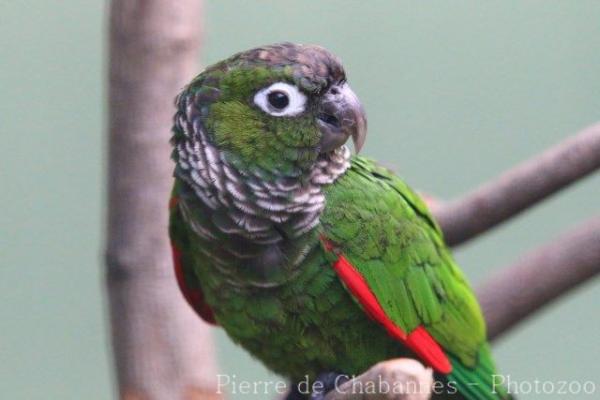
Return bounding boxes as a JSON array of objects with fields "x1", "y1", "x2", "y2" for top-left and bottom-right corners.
[{"x1": 253, "y1": 82, "x2": 307, "y2": 117}]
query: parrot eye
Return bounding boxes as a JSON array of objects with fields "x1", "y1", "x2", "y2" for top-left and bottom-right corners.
[
  {"x1": 253, "y1": 82, "x2": 307, "y2": 117},
  {"x1": 267, "y1": 91, "x2": 289, "y2": 109}
]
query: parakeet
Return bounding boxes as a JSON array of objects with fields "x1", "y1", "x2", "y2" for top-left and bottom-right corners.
[{"x1": 169, "y1": 42, "x2": 510, "y2": 399}]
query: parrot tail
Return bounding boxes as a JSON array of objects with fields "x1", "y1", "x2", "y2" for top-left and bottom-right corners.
[{"x1": 444, "y1": 344, "x2": 512, "y2": 400}]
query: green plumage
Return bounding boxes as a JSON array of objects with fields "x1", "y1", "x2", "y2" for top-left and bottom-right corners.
[{"x1": 169, "y1": 43, "x2": 509, "y2": 399}]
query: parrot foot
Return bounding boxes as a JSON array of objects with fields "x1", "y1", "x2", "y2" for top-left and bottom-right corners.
[
  {"x1": 285, "y1": 383, "x2": 307, "y2": 400},
  {"x1": 309, "y1": 371, "x2": 349, "y2": 400},
  {"x1": 286, "y1": 372, "x2": 350, "y2": 400}
]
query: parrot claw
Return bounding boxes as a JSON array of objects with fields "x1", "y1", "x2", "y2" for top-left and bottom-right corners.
[
  {"x1": 285, "y1": 383, "x2": 308, "y2": 400},
  {"x1": 286, "y1": 372, "x2": 349, "y2": 400},
  {"x1": 309, "y1": 371, "x2": 349, "y2": 400}
]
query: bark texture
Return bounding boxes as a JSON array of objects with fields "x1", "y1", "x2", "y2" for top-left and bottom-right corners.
[
  {"x1": 478, "y1": 216, "x2": 600, "y2": 341},
  {"x1": 106, "y1": 1, "x2": 220, "y2": 399}
]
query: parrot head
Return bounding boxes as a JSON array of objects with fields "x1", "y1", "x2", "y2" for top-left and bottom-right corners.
[
  {"x1": 172, "y1": 42, "x2": 366, "y2": 177},
  {"x1": 171, "y1": 43, "x2": 368, "y2": 281}
]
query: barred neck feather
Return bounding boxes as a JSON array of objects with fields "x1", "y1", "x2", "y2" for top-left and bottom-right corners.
[{"x1": 173, "y1": 109, "x2": 351, "y2": 244}]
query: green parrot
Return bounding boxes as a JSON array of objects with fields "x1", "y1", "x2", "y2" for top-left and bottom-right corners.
[{"x1": 169, "y1": 43, "x2": 510, "y2": 399}]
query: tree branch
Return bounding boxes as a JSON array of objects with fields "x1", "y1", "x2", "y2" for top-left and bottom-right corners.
[
  {"x1": 105, "y1": 1, "x2": 221, "y2": 399},
  {"x1": 434, "y1": 123, "x2": 600, "y2": 246},
  {"x1": 325, "y1": 359, "x2": 433, "y2": 400},
  {"x1": 478, "y1": 216, "x2": 600, "y2": 341}
]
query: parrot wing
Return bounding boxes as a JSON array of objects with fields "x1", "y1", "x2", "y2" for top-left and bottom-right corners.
[
  {"x1": 320, "y1": 157, "x2": 507, "y2": 399},
  {"x1": 169, "y1": 193, "x2": 218, "y2": 325}
]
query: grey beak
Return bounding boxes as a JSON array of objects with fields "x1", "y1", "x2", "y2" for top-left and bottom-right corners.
[{"x1": 317, "y1": 83, "x2": 367, "y2": 153}]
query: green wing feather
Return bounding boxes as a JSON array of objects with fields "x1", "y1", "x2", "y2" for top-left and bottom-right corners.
[{"x1": 321, "y1": 157, "x2": 508, "y2": 399}]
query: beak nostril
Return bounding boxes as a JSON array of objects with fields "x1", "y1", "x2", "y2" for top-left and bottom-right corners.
[{"x1": 318, "y1": 113, "x2": 340, "y2": 128}]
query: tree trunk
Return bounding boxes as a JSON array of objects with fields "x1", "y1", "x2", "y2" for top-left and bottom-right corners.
[{"x1": 105, "y1": 1, "x2": 220, "y2": 399}]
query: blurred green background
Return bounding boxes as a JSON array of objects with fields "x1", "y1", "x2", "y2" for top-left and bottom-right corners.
[{"x1": 2, "y1": 1, "x2": 599, "y2": 399}]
